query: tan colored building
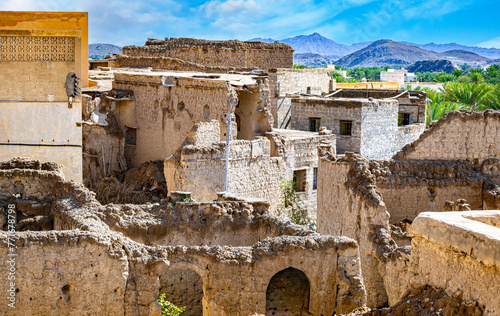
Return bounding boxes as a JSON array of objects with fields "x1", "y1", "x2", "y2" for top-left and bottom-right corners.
[
  {"x1": 0, "y1": 11, "x2": 88, "y2": 182},
  {"x1": 122, "y1": 37, "x2": 294, "y2": 71}
]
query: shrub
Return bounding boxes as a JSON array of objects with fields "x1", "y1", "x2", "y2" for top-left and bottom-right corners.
[{"x1": 158, "y1": 294, "x2": 186, "y2": 316}]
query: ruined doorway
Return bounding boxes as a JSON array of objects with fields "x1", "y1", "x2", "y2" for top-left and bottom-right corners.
[
  {"x1": 159, "y1": 269, "x2": 204, "y2": 316},
  {"x1": 234, "y1": 89, "x2": 259, "y2": 140},
  {"x1": 265, "y1": 267, "x2": 310, "y2": 316}
]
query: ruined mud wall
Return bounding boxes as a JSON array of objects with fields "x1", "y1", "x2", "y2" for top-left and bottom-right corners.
[
  {"x1": 268, "y1": 69, "x2": 333, "y2": 128},
  {"x1": 95, "y1": 199, "x2": 311, "y2": 247},
  {"x1": 317, "y1": 154, "x2": 394, "y2": 308},
  {"x1": 165, "y1": 138, "x2": 287, "y2": 213},
  {"x1": 0, "y1": 232, "x2": 129, "y2": 315},
  {"x1": 370, "y1": 159, "x2": 487, "y2": 224},
  {"x1": 318, "y1": 152, "x2": 500, "y2": 309},
  {"x1": 114, "y1": 55, "x2": 256, "y2": 73},
  {"x1": 122, "y1": 38, "x2": 293, "y2": 70},
  {"x1": 266, "y1": 131, "x2": 336, "y2": 218},
  {"x1": 0, "y1": 160, "x2": 366, "y2": 315},
  {"x1": 409, "y1": 211, "x2": 500, "y2": 314},
  {"x1": 394, "y1": 110, "x2": 500, "y2": 162},
  {"x1": 112, "y1": 73, "x2": 236, "y2": 168}
]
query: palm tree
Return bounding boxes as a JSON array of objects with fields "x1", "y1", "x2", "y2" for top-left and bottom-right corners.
[
  {"x1": 440, "y1": 82, "x2": 492, "y2": 110},
  {"x1": 479, "y1": 84, "x2": 500, "y2": 111},
  {"x1": 452, "y1": 69, "x2": 464, "y2": 78},
  {"x1": 424, "y1": 88, "x2": 464, "y2": 125},
  {"x1": 468, "y1": 72, "x2": 486, "y2": 84}
]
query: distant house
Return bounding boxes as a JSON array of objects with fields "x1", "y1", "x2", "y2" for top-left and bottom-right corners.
[{"x1": 380, "y1": 69, "x2": 417, "y2": 85}]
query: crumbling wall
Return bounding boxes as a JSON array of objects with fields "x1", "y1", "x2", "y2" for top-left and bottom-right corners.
[
  {"x1": 0, "y1": 159, "x2": 366, "y2": 315},
  {"x1": 112, "y1": 73, "x2": 237, "y2": 167},
  {"x1": 165, "y1": 137, "x2": 287, "y2": 213},
  {"x1": 318, "y1": 151, "x2": 500, "y2": 309},
  {"x1": 394, "y1": 110, "x2": 500, "y2": 162},
  {"x1": 369, "y1": 159, "x2": 487, "y2": 224},
  {"x1": 114, "y1": 55, "x2": 257, "y2": 73},
  {"x1": 409, "y1": 210, "x2": 500, "y2": 314},
  {"x1": 122, "y1": 38, "x2": 294, "y2": 70},
  {"x1": 82, "y1": 94, "x2": 125, "y2": 190},
  {"x1": 0, "y1": 232, "x2": 130, "y2": 315},
  {"x1": 317, "y1": 154, "x2": 394, "y2": 307},
  {"x1": 235, "y1": 80, "x2": 274, "y2": 141}
]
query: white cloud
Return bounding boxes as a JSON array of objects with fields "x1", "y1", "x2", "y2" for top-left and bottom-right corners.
[{"x1": 477, "y1": 37, "x2": 500, "y2": 49}]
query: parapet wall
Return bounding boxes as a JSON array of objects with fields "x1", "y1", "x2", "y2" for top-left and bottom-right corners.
[
  {"x1": 409, "y1": 210, "x2": 500, "y2": 314},
  {"x1": 395, "y1": 110, "x2": 500, "y2": 162},
  {"x1": 122, "y1": 38, "x2": 294, "y2": 70}
]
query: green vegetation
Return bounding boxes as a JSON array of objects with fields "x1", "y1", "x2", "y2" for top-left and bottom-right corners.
[
  {"x1": 414, "y1": 66, "x2": 500, "y2": 85},
  {"x1": 408, "y1": 80, "x2": 500, "y2": 125},
  {"x1": 278, "y1": 180, "x2": 316, "y2": 231},
  {"x1": 158, "y1": 294, "x2": 186, "y2": 316},
  {"x1": 177, "y1": 195, "x2": 192, "y2": 203}
]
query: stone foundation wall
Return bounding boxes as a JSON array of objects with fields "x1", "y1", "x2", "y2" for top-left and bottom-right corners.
[
  {"x1": 334, "y1": 89, "x2": 427, "y2": 124},
  {"x1": 291, "y1": 98, "x2": 363, "y2": 154}
]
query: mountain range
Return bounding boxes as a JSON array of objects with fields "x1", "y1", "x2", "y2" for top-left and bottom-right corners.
[
  {"x1": 249, "y1": 33, "x2": 500, "y2": 67},
  {"x1": 89, "y1": 43, "x2": 122, "y2": 57}
]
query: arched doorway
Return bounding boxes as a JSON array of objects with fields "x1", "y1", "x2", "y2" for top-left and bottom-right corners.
[
  {"x1": 266, "y1": 267, "x2": 310, "y2": 316},
  {"x1": 159, "y1": 269, "x2": 204, "y2": 316}
]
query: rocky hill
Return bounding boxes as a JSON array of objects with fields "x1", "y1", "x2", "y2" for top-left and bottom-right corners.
[
  {"x1": 247, "y1": 34, "x2": 500, "y2": 66},
  {"x1": 294, "y1": 53, "x2": 332, "y2": 66},
  {"x1": 89, "y1": 43, "x2": 122, "y2": 56},
  {"x1": 489, "y1": 59, "x2": 500, "y2": 66},
  {"x1": 439, "y1": 49, "x2": 490, "y2": 66},
  {"x1": 406, "y1": 60, "x2": 460, "y2": 73},
  {"x1": 249, "y1": 33, "x2": 371, "y2": 60},
  {"x1": 335, "y1": 40, "x2": 440, "y2": 68},
  {"x1": 401, "y1": 42, "x2": 500, "y2": 59}
]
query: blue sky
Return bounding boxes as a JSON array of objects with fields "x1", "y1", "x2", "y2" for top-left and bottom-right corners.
[{"x1": 1, "y1": 0, "x2": 500, "y2": 48}]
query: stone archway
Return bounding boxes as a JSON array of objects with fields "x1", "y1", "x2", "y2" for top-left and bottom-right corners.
[
  {"x1": 159, "y1": 269, "x2": 204, "y2": 316},
  {"x1": 265, "y1": 267, "x2": 310, "y2": 316}
]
